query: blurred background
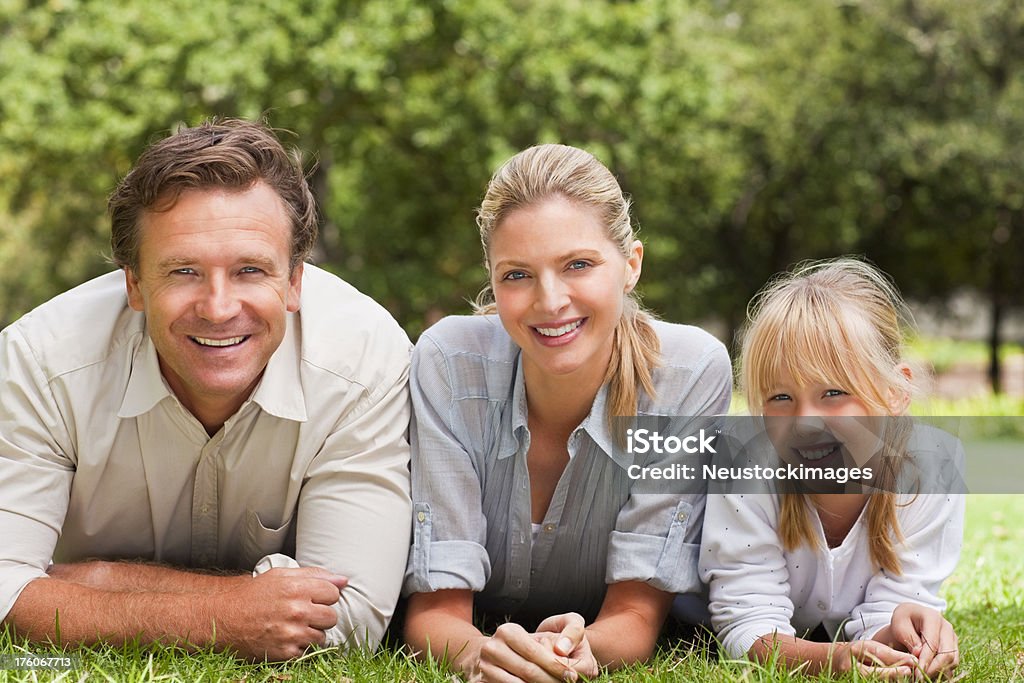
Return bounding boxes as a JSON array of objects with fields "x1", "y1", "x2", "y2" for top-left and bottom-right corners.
[{"x1": 2, "y1": 0, "x2": 1022, "y2": 403}]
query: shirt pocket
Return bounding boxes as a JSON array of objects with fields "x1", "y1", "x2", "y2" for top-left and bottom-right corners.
[{"x1": 241, "y1": 510, "x2": 295, "y2": 568}]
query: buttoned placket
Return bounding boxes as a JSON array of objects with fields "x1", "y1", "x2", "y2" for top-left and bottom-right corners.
[
  {"x1": 527, "y1": 428, "x2": 583, "y2": 586},
  {"x1": 191, "y1": 426, "x2": 226, "y2": 567},
  {"x1": 508, "y1": 428, "x2": 532, "y2": 600}
]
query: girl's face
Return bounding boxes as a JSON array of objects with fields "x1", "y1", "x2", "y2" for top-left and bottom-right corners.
[
  {"x1": 761, "y1": 367, "x2": 885, "y2": 473},
  {"x1": 489, "y1": 196, "x2": 642, "y2": 387}
]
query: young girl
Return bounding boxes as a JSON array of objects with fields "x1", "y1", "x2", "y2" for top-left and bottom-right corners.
[
  {"x1": 700, "y1": 258, "x2": 964, "y2": 679},
  {"x1": 403, "y1": 144, "x2": 732, "y2": 681}
]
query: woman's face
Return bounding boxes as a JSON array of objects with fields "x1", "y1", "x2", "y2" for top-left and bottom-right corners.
[
  {"x1": 489, "y1": 196, "x2": 642, "y2": 386},
  {"x1": 761, "y1": 367, "x2": 885, "y2": 475}
]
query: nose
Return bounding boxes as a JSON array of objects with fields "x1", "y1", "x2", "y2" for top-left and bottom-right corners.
[
  {"x1": 534, "y1": 273, "x2": 570, "y2": 315},
  {"x1": 194, "y1": 273, "x2": 242, "y2": 323}
]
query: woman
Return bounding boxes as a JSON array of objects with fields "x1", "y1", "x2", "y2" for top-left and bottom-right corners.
[{"x1": 403, "y1": 144, "x2": 731, "y2": 682}]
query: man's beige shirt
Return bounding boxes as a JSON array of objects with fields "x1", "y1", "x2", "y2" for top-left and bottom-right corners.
[{"x1": 0, "y1": 265, "x2": 412, "y2": 649}]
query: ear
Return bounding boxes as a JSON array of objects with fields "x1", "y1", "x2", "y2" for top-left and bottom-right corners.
[
  {"x1": 125, "y1": 268, "x2": 145, "y2": 312},
  {"x1": 286, "y1": 262, "x2": 304, "y2": 312},
  {"x1": 624, "y1": 239, "x2": 643, "y2": 293},
  {"x1": 888, "y1": 362, "x2": 914, "y2": 414}
]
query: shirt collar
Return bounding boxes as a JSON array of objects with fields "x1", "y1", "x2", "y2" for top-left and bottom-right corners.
[
  {"x1": 118, "y1": 313, "x2": 308, "y2": 423},
  {"x1": 496, "y1": 354, "x2": 528, "y2": 460},
  {"x1": 118, "y1": 333, "x2": 172, "y2": 418},
  {"x1": 496, "y1": 353, "x2": 630, "y2": 470},
  {"x1": 249, "y1": 312, "x2": 308, "y2": 422}
]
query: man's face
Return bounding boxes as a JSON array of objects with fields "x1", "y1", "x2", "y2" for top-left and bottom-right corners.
[{"x1": 125, "y1": 182, "x2": 302, "y2": 423}]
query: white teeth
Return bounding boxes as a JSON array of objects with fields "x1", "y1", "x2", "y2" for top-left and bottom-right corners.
[
  {"x1": 192, "y1": 336, "x2": 246, "y2": 347},
  {"x1": 535, "y1": 320, "x2": 582, "y2": 337},
  {"x1": 797, "y1": 445, "x2": 838, "y2": 461}
]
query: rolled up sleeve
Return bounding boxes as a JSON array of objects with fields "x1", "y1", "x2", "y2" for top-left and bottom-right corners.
[
  {"x1": 607, "y1": 496, "x2": 703, "y2": 593},
  {"x1": 0, "y1": 326, "x2": 75, "y2": 621},
  {"x1": 403, "y1": 335, "x2": 491, "y2": 596},
  {"x1": 606, "y1": 339, "x2": 732, "y2": 595}
]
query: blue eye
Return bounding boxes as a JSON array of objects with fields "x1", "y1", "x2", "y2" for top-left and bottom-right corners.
[
  {"x1": 823, "y1": 389, "x2": 849, "y2": 398},
  {"x1": 240, "y1": 266, "x2": 263, "y2": 274},
  {"x1": 568, "y1": 260, "x2": 590, "y2": 271},
  {"x1": 502, "y1": 271, "x2": 527, "y2": 281},
  {"x1": 767, "y1": 393, "x2": 791, "y2": 402},
  {"x1": 172, "y1": 268, "x2": 196, "y2": 276}
]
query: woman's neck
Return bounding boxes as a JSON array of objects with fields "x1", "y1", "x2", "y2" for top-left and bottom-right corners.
[{"x1": 523, "y1": 360, "x2": 607, "y2": 435}]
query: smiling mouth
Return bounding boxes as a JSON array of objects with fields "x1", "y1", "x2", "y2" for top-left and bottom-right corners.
[
  {"x1": 794, "y1": 444, "x2": 840, "y2": 462},
  {"x1": 190, "y1": 335, "x2": 250, "y2": 348},
  {"x1": 533, "y1": 320, "x2": 584, "y2": 337}
]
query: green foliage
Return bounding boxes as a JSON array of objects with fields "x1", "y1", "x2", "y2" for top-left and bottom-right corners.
[{"x1": 1, "y1": 0, "x2": 1023, "y2": 345}]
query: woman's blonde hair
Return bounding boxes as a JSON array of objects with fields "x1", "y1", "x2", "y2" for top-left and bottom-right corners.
[
  {"x1": 473, "y1": 143, "x2": 660, "y2": 421},
  {"x1": 739, "y1": 257, "x2": 914, "y2": 574}
]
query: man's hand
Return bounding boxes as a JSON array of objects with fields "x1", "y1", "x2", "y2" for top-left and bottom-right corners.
[{"x1": 209, "y1": 566, "x2": 347, "y2": 661}]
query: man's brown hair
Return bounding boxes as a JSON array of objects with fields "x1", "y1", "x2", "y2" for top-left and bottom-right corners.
[{"x1": 109, "y1": 118, "x2": 318, "y2": 272}]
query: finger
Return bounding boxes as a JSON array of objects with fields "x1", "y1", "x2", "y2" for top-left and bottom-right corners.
[
  {"x1": 484, "y1": 627, "x2": 568, "y2": 683},
  {"x1": 914, "y1": 612, "x2": 946, "y2": 673},
  {"x1": 302, "y1": 566, "x2": 350, "y2": 587},
  {"x1": 481, "y1": 634, "x2": 569, "y2": 679},
  {"x1": 476, "y1": 659, "x2": 537, "y2": 683},
  {"x1": 857, "y1": 662, "x2": 914, "y2": 680},
  {"x1": 307, "y1": 603, "x2": 340, "y2": 631},
  {"x1": 550, "y1": 614, "x2": 586, "y2": 657},
  {"x1": 890, "y1": 608, "x2": 924, "y2": 654},
  {"x1": 854, "y1": 640, "x2": 918, "y2": 668},
  {"x1": 923, "y1": 621, "x2": 959, "y2": 679}
]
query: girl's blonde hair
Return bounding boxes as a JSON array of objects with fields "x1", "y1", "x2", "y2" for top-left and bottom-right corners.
[
  {"x1": 473, "y1": 143, "x2": 660, "y2": 421},
  {"x1": 739, "y1": 257, "x2": 914, "y2": 574}
]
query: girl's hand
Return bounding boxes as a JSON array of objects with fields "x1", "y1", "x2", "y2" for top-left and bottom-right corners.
[
  {"x1": 471, "y1": 621, "x2": 582, "y2": 683},
  {"x1": 887, "y1": 603, "x2": 959, "y2": 679},
  {"x1": 534, "y1": 612, "x2": 600, "y2": 679},
  {"x1": 830, "y1": 639, "x2": 918, "y2": 679}
]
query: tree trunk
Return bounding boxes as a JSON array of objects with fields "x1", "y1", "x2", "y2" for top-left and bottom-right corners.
[{"x1": 988, "y1": 295, "x2": 1002, "y2": 395}]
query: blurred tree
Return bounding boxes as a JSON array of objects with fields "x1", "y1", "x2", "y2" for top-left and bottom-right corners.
[{"x1": 0, "y1": 0, "x2": 1021, "y2": 390}]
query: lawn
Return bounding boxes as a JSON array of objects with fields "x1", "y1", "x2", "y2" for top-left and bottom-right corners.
[
  {"x1": 1, "y1": 494, "x2": 1021, "y2": 682},
  {"x1": 4, "y1": 345, "x2": 1022, "y2": 682}
]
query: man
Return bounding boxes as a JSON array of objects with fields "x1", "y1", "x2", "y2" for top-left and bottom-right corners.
[{"x1": 0, "y1": 119, "x2": 412, "y2": 660}]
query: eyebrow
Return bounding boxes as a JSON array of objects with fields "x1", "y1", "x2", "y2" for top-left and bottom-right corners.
[
  {"x1": 155, "y1": 255, "x2": 281, "y2": 271},
  {"x1": 493, "y1": 249, "x2": 605, "y2": 270},
  {"x1": 156, "y1": 257, "x2": 197, "y2": 270}
]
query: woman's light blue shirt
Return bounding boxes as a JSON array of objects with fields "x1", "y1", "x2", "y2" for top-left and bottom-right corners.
[{"x1": 403, "y1": 315, "x2": 731, "y2": 622}]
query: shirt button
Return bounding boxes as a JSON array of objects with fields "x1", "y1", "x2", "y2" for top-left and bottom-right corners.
[
  {"x1": 200, "y1": 505, "x2": 209, "y2": 515},
  {"x1": 543, "y1": 523, "x2": 556, "y2": 533},
  {"x1": 417, "y1": 511, "x2": 426, "y2": 523},
  {"x1": 676, "y1": 511, "x2": 689, "y2": 523},
  {"x1": 817, "y1": 601, "x2": 828, "y2": 611}
]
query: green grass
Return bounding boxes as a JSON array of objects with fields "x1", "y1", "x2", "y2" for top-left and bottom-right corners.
[{"x1": 2, "y1": 495, "x2": 1021, "y2": 682}]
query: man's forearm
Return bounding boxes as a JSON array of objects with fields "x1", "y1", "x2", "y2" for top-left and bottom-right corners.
[
  {"x1": 48, "y1": 561, "x2": 246, "y2": 594},
  {"x1": 6, "y1": 575, "x2": 229, "y2": 648},
  {"x1": 6, "y1": 566, "x2": 346, "y2": 660}
]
